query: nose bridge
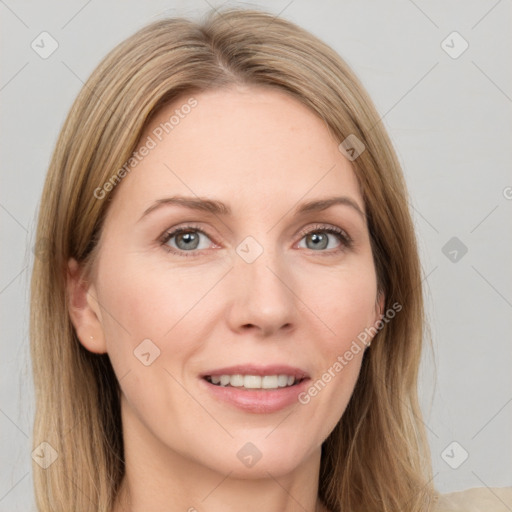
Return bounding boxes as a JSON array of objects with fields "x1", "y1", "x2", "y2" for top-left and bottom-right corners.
[{"x1": 227, "y1": 233, "x2": 298, "y2": 334}]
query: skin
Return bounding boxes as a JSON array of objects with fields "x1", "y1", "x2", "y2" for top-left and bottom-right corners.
[{"x1": 67, "y1": 85, "x2": 384, "y2": 512}]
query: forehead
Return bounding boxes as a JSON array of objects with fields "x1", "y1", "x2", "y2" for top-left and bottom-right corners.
[{"x1": 106, "y1": 85, "x2": 363, "y2": 221}]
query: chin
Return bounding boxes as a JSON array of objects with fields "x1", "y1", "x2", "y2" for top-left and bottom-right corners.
[{"x1": 196, "y1": 434, "x2": 318, "y2": 478}]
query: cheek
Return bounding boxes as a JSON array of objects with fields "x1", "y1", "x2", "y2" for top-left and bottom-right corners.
[
  {"x1": 294, "y1": 262, "x2": 377, "y2": 435},
  {"x1": 97, "y1": 257, "x2": 206, "y2": 335},
  {"x1": 304, "y1": 261, "x2": 379, "y2": 340},
  {"x1": 94, "y1": 253, "x2": 230, "y2": 374},
  {"x1": 93, "y1": 258, "x2": 215, "y2": 433}
]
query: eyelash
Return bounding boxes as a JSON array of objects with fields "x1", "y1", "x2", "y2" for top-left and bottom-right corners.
[{"x1": 159, "y1": 223, "x2": 353, "y2": 258}]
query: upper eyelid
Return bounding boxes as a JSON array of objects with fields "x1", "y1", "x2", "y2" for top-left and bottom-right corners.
[{"x1": 297, "y1": 223, "x2": 350, "y2": 237}]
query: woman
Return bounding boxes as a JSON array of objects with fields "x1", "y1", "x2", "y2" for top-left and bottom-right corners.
[{"x1": 29, "y1": 7, "x2": 510, "y2": 512}]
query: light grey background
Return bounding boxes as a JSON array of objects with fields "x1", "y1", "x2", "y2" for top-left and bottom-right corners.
[{"x1": 1, "y1": 0, "x2": 511, "y2": 509}]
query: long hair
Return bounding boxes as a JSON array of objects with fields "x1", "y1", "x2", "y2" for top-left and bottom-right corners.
[{"x1": 30, "y1": 8, "x2": 437, "y2": 511}]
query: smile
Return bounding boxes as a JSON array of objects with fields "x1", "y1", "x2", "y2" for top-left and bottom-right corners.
[
  {"x1": 199, "y1": 365, "x2": 311, "y2": 413},
  {"x1": 204, "y1": 374, "x2": 304, "y2": 389}
]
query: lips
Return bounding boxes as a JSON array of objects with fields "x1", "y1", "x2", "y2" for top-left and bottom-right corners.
[{"x1": 199, "y1": 364, "x2": 311, "y2": 413}]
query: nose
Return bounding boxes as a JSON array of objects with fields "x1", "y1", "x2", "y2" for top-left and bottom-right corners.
[{"x1": 225, "y1": 243, "x2": 299, "y2": 337}]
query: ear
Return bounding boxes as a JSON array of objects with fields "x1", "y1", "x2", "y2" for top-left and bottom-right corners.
[
  {"x1": 375, "y1": 290, "x2": 385, "y2": 323},
  {"x1": 365, "y1": 291, "x2": 386, "y2": 350},
  {"x1": 66, "y1": 258, "x2": 107, "y2": 354}
]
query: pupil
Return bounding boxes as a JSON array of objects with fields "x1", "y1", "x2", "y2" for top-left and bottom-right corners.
[
  {"x1": 308, "y1": 233, "x2": 327, "y2": 250},
  {"x1": 177, "y1": 231, "x2": 199, "y2": 250}
]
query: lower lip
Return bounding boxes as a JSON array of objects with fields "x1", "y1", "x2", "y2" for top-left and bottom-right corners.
[{"x1": 200, "y1": 377, "x2": 311, "y2": 414}]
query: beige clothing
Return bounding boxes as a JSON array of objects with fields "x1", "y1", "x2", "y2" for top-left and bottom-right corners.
[{"x1": 435, "y1": 487, "x2": 512, "y2": 511}]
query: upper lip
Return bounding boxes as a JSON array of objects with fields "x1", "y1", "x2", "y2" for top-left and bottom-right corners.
[{"x1": 200, "y1": 364, "x2": 310, "y2": 380}]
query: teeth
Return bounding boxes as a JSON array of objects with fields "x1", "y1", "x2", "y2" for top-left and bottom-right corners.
[
  {"x1": 206, "y1": 374, "x2": 299, "y2": 389},
  {"x1": 244, "y1": 375, "x2": 261, "y2": 389},
  {"x1": 277, "y1": 375, "x2": 288, "y2": 387},
  {"x1": 231, "y1": 374, "x2": 244, "y2": 387},
  {"x1": 262, "y1": 375, "x2": 278, "y2": 388}
]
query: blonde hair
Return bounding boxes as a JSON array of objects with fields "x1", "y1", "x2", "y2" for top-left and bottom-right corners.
[{"x1": 30, "y1": 8, "x2": 437, "y2": 512}]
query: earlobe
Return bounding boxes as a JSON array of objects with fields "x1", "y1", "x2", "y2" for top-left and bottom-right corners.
[
  {"x1": 375, "y1": 290, "x2": 385, "y2": 323},
  {"x1": 366, "y1": 291, "x2": 386, "y2": 349},
  {"x1": 66, "y1": 258, "x2": 107, "y2": 354}
]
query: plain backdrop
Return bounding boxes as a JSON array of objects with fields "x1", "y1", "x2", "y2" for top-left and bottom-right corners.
[{"x1": 1, "y1": 0, "x2": 511, "y2": 509}]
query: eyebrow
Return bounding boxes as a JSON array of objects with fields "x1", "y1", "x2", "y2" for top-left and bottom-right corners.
[{"x1": 138, "y1": 195, "x2": 366, "y2": 222}]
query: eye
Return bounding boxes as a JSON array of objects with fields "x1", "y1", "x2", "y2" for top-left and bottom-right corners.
[
  {"x1": 160, "y1": 224, "x2": 215, "y2": 257},
  {"x1": 296, "y1": 224, "x2": 353, "y2": 253},
  {"x1": 159, "y1": 223, "x2": 353, "y2": 257}
]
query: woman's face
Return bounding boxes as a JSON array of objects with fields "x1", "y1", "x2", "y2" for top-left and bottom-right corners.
[{"x1": 74, "y1": 85, "x2": 383, "y2": 478}]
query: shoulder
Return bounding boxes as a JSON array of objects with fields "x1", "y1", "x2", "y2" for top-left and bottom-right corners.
[{"x1": 434, "y1": 487, "x2": 512, "y2": 512}]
